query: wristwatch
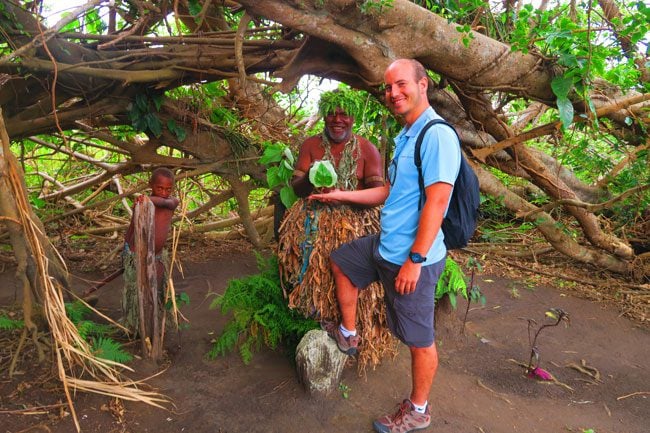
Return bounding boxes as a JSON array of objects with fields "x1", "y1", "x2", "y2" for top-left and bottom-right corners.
[{"x1": 409, "y1": 251, "x2": 427, "y2": 264}]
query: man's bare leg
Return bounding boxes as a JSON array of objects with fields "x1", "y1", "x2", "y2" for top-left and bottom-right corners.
[
  {"x1": 331, "y1": 260, "x2": 359, "y2": 331},
  {"x1": 409, "y1": 343, "x2": 438, "y2": 406}
]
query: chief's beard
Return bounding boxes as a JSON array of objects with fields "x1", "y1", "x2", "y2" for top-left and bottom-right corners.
[{"x1": 325, "y1": 128, "x2": 351, "y2": 144}]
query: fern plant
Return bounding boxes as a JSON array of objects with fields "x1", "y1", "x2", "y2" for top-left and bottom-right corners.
[
  {"x1": 208, "y1": 253, "x2": 318, "y2": 364},
  {"x1": 65, "y1": 300, "x2": 132, "y2": 363},
  {"x1": 435, "y1": 257, "x2": 469, "y2": 309},
  {"x1": 91, "y1": 337, "x2": 133, "y2": 363},
  {"x1": 0, "y1": 314, "x2": 24, "y2": 330}
]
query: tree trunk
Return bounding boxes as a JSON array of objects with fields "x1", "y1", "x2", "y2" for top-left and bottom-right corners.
[{"x1": 134, "y1": 198, "x2": 163, "y2": 362}]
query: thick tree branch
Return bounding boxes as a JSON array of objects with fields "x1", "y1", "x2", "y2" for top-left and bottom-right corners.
[{"x1": 0, "y1": 0, "x2": 102, "y2": 66}]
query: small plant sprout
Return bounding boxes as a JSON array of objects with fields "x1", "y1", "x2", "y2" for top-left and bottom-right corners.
[
  {"x1": 461, "y1": 256, "x2": 485, "y2": 334},
  {"x1": 338, "y1": 382, "x2": 351, "y2": 399},
  {"x1": 525, "y1": 308, "x2": 570, "y2": 380}
]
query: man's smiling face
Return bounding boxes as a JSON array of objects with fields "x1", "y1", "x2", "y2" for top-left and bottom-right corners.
[
  {"x1": 384, "y1": 60, "x2": 428, "y2": 125},
  {"x1": 324, "y1": 107, "x2": 354, "y2": 144}
]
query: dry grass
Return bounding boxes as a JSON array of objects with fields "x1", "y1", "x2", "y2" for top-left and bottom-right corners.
[
  {"x1": 277, "y1": 200, "x2": 398, "y2": 374},
  {"x1": 1, "y1": 117, "x2": 169, "y2": 432}
]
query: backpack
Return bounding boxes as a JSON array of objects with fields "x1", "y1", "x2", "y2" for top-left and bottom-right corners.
[{"x1": 415, "y1": 119, "x2": 480, "y2": 250}]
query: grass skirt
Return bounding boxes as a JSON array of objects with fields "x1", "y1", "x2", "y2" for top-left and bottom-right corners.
[{"x1": 277, "y1": 199, "x2": 397, "y2": 373}]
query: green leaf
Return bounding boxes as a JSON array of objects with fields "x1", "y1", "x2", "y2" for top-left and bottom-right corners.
[
  {"x1": 188, "y1": 0, "x2": 203, "y2": 17},
  {"x1": 266, "y1": 166, "x2": 282, "y2": 189},
  {"x1": 179, "y1": 292, "x2": 190, "y2": 305},
  {"x1": 309, "y1": 160, "x2": 337, "y2": 188},
  {"x1": 448, "y1": 292, "x2": 457, "y2": 309},
  {"x1": 152, "y1": 94, "x2": 164, "y2": 112},
  {"x1": 30, "y1": 197, "x2": 46, "y2": 209},
  {"x1": 280, "y1": 186, "x2": 298, "y2": 208},
  {"x1": 135, "y1": 93, "x2": 148, "y2": 112},
  {"x1": 259, "y1": 144, "x2": 285, "y2": 165},
  {"x1": 551, "y1": 76, "x2": 573, "y2": 99},
  {"x1": 145, "y1": 113, "x2": 163, "y2": 137},
  {"x1": 283, "y1": 147, "x2": 295, "y2": 165},
  {"x1": 167, "y1": 119, "x2": 187, "y2": 142},
  {"x1": 556, "y1": 97, "x2": 574, "y2": 129}
]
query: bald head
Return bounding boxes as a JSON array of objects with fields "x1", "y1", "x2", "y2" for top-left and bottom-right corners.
[{"x1": 388, "y1": 59, "x2": 428, "y2": 83}]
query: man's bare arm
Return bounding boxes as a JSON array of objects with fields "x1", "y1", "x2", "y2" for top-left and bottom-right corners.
[
  {"x1": 394, "y1": 182, "x2": 453, "y2": 295},
  {"x1": 309, "y1": 184, "x2": 390, "y2": 207},
  {"x1": 291, "y1": 138, "x2": 316, "y2": 197}
]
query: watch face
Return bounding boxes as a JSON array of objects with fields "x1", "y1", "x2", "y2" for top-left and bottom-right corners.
[{"x1": 409, "y1": 252, "x2": 426, "y2": 263}]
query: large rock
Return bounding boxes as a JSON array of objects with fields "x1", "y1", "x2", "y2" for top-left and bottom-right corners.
[{"x1": 295, "y1": 329, "x2": 348, "y2": 398}]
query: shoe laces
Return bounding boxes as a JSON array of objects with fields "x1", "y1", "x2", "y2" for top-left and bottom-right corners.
[{"x1": 390, "y1": 400, "x2": 413, "y2": 424}]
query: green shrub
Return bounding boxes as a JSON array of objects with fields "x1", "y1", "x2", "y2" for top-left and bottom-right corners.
[
  {"x1": 65, "y1": 300, "x2": 132, "y2": 363},
  {"x1": 208, "y1": 254, "x2": 319, "y2": 364},
  {"x1": 436, "y1": 257, "x2": 469, "y2": 309}
]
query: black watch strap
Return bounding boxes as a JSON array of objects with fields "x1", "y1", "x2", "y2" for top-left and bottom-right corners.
[{"x1": 409, "y1": 252, "x2": 427, "y2": 263}]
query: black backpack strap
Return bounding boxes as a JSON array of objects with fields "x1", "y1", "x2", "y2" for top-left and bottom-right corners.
[{"x1": 414, "y1": 119, "x2": 460, "y2": 210}]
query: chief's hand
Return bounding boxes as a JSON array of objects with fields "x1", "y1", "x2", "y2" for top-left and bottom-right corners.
[{"x1": 308, "y1": 189, "x2": 343, "y2": 206}]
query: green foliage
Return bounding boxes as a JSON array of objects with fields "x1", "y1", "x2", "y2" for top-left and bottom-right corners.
[
  {"x1": 65, "y1": 301, "x2": 131, "y2": 364},
  {"x1": 358, "y1": 0, "x2": 394, "y2": 15},
  {"x1": 83, "y1": 8, "x2": 107, "y2": 34},
  {"x1": 129, "y1": 90, "x2": 164, "y2": 138},
  {"x1": 208, "y1": 254, "x2": 319, "y2": 364},
  {"x1": 165, "y1": 291, "x2": 190, "y2": 310},
  {"x1": 317, "y1": 89, "x2": 365, "y2": 120},
  {"x1": 75, "y1": 320, "x2": 114, "y2": 340},
  {"x1": 166, "y1": 119, "x2": 187, "y2": 142},
  {"x1": 0, "y1": 314, "x2": 24, "y2": 330},
  {"x1": 338, "y1": 382, "x2": 351, "y2": 399},
  {"x1": 65, "y1": 300, "x2": 92, "y2": 324},
  {"x1": 129, "y1": 89, "x2": 186, "y2": 142},
  {"x1": 455, "y1": 23, "x2": 475, "y2": 48},
  {"x1": 469, "y1": 282, "x2": 487, "y2": 303},
  {"x1": 480, "y1": 221, "x2": 538, "y2": 243},
  {"x1": 187, "y1": 0, "x2": 204, "y2": 22},
  {"x1": 314, "y1": 84, "x2": 395, "y2": 149},
  {"x1": 551, "y1": 75, "x2": 575, "y2": 130},
  {"x1": 461, "y1": 257, "x2": 485, "y2": 333},
  {"x1": 504, "y1": 2, "x2": 647, "y2": 128},
  {"x1": 91, "y1": 337, "x2": 133, "y2": 363},
  {"x1": 435, "y1": 257, "x2": 468, "y2": 309},
  {"x1": 465, "y1": 257, "x2": 486, "y2": 306},
  {"x1": 260, "y1": 142, "x2": 298, "y2": 208}
]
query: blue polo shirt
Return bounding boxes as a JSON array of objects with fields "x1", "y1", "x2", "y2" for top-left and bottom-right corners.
[{"x1": 379, "y1": 107, "x2": 461, "y2": 266}]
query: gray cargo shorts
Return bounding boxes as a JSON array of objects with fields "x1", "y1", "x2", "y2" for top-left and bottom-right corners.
[{"x1": 331, "y1": 234, "x2": 445, "y2": 347}]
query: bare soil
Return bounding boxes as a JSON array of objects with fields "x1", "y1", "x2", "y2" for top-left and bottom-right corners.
[{"x1": 1, "y1": 237, "x2": 648, "y2": 433}]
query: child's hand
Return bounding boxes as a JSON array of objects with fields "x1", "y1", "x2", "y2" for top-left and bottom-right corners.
[{"x1": 134, "y1": 194, "x2": 148, "y2": 205}]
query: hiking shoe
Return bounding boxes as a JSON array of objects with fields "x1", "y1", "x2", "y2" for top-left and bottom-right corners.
[
  {"x1": 373, "y1": 399, "x2": 431, "y2": 433},
  {"x1": 321, "y1": 320, "x2": 360, "y2": 356}
]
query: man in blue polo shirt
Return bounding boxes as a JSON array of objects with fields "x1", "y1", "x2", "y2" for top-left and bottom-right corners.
[{"x1": 309, "y1": 58, "x2": 461, "y2": 433}]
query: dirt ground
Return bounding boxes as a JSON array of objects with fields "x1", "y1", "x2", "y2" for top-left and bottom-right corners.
[{"x1": 1, "y1": 236, "x2": 648, "y2": 433}]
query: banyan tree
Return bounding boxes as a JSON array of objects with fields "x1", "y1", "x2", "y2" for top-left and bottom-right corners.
[{"x1": 0, "y1": 0, "x2": 648, "y2": 428}]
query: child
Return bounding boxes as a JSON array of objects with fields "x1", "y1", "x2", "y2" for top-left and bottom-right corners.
[{"x1": 122, "y1": 167, "x2": 179, "y2": 333}]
